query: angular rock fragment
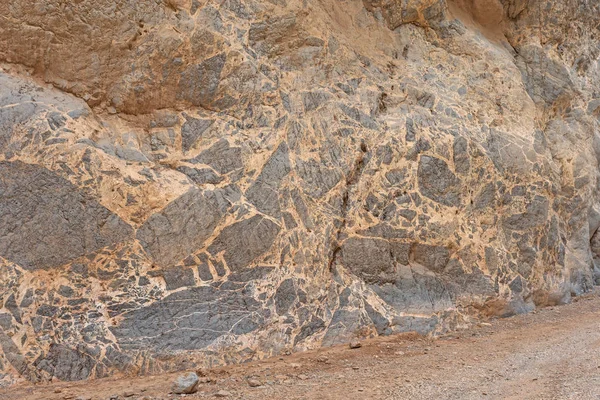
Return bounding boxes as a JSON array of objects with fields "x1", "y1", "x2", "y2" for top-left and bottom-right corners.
[
  {"x1": 341, "y1": 237, "x2": 395, "y2": 284},
  {"x1": 0, "y1": 161, "x2": 133, "y2": 270},
  {"x1": 417, "y1": 156, "x2": 462, "y2": 207},
  {"x1": 187, "y1": 139, "x2": 243, "y2": 174},
  {"x1": 208, "y1": 215, "x2": 281, "y2": 271},
  {"x1": 137, "y1": 189, "x2": 224, "y2": 268},
  {"x1": 246, "y1": 142, "x2": 291, "y2": 218},
  {"x1": 111, "y1": 285, "x2": 265, "y2": 352},
  {"x1": 172, "y1": 372, "x2": 200, "y2": 394},
  {"x1": 178, "y1": 54, "x2": 227, "y2": 109},
  {"x1": 181, "y1": 115, "x2": 214, "y2": 153},
  {"x1": 411, "y1": 243, "x2": 450, "y2": 273}
]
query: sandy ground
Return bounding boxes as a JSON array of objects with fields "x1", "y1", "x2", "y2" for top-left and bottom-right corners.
[{"x1": 4, "y1": 290, "x2": 600, "y2": 400}]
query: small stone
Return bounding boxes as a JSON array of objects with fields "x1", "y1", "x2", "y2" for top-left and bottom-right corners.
[
  {"x1": 123, "y1": 391, "x2": 136, "y2": 398},
  {"x1": 248, "y1": 378, "x2": 262, "y2": 387},
  {"x1": 297, "y1": 374, "x2": 309, "y2": 380},
  {"x1": 316, "y1": 355, "x2": 328, "y2": 363},
  {"x1": 349, "y1": 340, "x2": 362, "y2": 349},
  {"x1": 54, "y1": 389, "x2": 62, "y2": 394},
  {"x1": 172, "y1": 372, "x2": 200, "y2": 394},
  {"x1": 215, "y1": 390, "x2": 231, "y2": 397}
]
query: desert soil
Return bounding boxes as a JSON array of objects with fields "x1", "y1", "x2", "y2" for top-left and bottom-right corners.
[{"x1": 4, "y1": 291, "x2": 600, "y2": 400}]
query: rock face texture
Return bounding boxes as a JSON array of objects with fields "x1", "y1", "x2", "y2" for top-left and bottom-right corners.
[{"x1": 0, "y1": 0, "x2": 600, "y2": 386}]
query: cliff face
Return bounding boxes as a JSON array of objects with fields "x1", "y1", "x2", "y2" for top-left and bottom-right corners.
[{"x1": 1, "y1": 0, "x2": 599, "y2": 385}]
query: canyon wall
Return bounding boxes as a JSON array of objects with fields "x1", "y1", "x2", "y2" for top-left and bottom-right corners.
[{"x1": 0, "y1": 0, "x2": 599, "y2": 385}]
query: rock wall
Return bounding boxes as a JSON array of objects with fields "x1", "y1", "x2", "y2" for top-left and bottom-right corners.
[{"x1": 1, "y1": 0, "x2": 600, "y2": 386}]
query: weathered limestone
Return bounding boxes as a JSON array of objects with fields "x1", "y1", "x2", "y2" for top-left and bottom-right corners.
[{"x1": 0, "y1": 0, "x2": 599, "y2": 387}]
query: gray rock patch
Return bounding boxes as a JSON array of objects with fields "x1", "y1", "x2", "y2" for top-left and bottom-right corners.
[{"x1": 0, "y1": 161, "x2": 133, "y2": 270}]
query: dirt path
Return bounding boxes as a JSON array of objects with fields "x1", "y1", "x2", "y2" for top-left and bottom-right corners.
[{"x1": 5, "y1": 291, "x2": 600, "y2": 400}]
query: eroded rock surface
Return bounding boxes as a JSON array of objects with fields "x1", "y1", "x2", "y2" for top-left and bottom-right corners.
[{"x1": 0, "y1": 0, "x2": 600, "y2": 387}]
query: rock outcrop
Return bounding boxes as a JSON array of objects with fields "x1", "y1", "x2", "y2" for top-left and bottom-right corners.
[{"x1": 1, "y1": 0, "x2": 599, "y2": 386}]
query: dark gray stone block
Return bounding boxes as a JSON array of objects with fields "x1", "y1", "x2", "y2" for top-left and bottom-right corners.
[
  {"x1": 417, "y1": 156, "x2": 462, "y2": 207},
  {"x1": 187, "y1": 138, "x2": 243, "y2": 174},
  {"x1": 208, "y1": 215, "x2": 280, "y2": 271},
  {"x1": 111, "y1": 285, "x2": 264, "y2": 352},
  {"x1": 341, "y1": 237, "x2": 395, "y2": 284},
  {"x1": 246, "y1": 142, "x2": 291, "y2": 218},
  {"x1": 296, "y1": 158, "x2": 342, "y2": 198},
  {"x1": 178, "y1": 53, "x2": 227, "y2": 109},
  {"x1": 137, "y1": 188, "x2": 224, "y2": 268},
  {"x1": 181, "y1": 115, "x2": 214, "y2": 153},
  {"x1": 163, "y1": 266, "x2": 196, "y2": 290},
  {"x1": 0, "y1": 161, "x2": 133, "y2": 270},
  {"x1": 411, "y1": 243, "x2": 450, "y2": 273},
  {"x1": 503, "y1": 195, "x2": 549, "y2": 230},
  {"x1": 473, "y1": 182, "x2": 496, "y2": 210},
  {"x1": 177, "y1": 165, "x2": 223, "y2": 185},
  {"x1": 35, "y1": 344, "x2": 95, "y2": 381},
  {"x1": 275, "y1": 278, "x2": 296, "y2": 315},
  {"x1": 453, "y1": 136, "x2": 470, "y2": 175}
]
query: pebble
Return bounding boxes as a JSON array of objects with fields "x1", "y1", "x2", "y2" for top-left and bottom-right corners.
[
  {"x1": 349, "y1": 340, "x2": 362, "y2": 349},
  {"x1": 215, "y1": 390, "x2": 232, "y2": 397},
  {"x1": 248, "y1": 378, "x2": 262, "y2": 387},
  {"x1": 172, "y1": 372, "x2": 200, "y2": 395},
  {"x1": 297, "y1": 374, "x2": 309, "y2": 380}
]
